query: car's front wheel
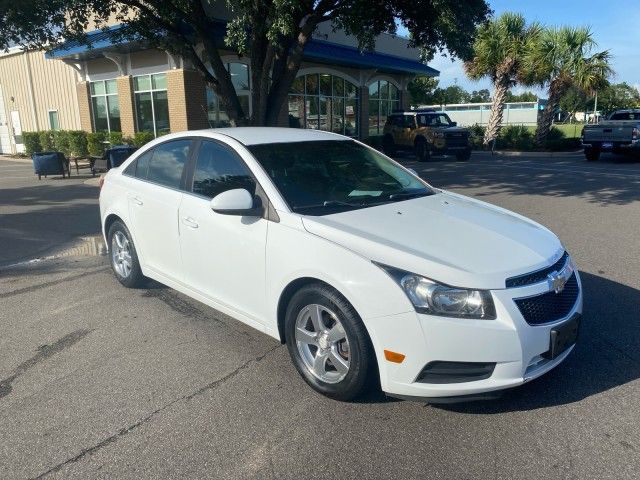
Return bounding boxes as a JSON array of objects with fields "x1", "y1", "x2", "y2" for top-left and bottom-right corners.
[
  {"x1": 285, "y1": 283, "x2": 376, "y2": 401},
  {"x1": 415, "y1": 138, "x2": 430, "y2": 162},
  {"x1": 108, "y1": 220, "x2": 145, "y2": 288}
]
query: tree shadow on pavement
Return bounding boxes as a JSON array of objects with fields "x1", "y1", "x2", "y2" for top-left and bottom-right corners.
[{"x1": 434, "y1": 271, "x2": 640, "y2": 414}]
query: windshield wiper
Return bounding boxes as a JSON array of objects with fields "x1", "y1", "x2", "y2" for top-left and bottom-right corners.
[
  {"x1": 388, "y1": 191, "x2": 432, "y2": 201},
  {"x1": 292, "y1": 200, "x2": 362, "y2": 212}
]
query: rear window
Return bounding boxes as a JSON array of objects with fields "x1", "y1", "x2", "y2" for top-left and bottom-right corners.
[{"x1": 609, "y1": 112, "x2": 638, "y2": 121}]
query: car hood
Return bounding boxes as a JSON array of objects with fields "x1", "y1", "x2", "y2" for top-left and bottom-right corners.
[{"x1": 301, "y1": 191, "x2": 563, "y2": 290}]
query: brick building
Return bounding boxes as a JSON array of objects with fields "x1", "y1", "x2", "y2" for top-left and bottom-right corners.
[{"x1": 0, "y1": 20, "x2": 438, "y2": 154}]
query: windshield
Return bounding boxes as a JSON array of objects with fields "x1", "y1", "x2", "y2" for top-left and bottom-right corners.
[{"x1": 248, "y1": 140, "x2": 435, "y2": 215}]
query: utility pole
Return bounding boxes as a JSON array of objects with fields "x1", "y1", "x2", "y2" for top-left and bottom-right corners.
[{"x1": 593, "y1": 91, "x2": 598, "y2": 123}]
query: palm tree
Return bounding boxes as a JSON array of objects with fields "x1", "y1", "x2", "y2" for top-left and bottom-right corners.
[
  {"x1": 521, "y1": 27, "x2": 612, "y2": 147},
  {"x1": 465, "y1": 13, "x2": 541, "y2": 146}
]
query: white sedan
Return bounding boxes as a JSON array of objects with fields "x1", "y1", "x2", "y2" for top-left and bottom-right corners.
[{"x1": 99, "y1": 128, "x2": 582, "y2": 402}]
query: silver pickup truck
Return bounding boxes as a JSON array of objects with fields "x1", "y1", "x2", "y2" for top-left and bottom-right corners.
[{"x1": 581, "y1": 109, "x2": 640, "y2": 161}]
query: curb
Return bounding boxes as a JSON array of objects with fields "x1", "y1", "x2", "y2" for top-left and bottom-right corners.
[
  {"x1": 84, "y1": 177, "x2": 101, "y2": 187},
  {"x1": 474, "y1": 150, "x2": 584, "y2": 158}
]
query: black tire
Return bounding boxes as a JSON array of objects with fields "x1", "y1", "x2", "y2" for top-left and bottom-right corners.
[
  {"x1": 456, "y1": 150, "x2": 472, "y2": 161},
  {"x1": 415, "y1": 138, "x2": 430, "y2": 162},
  {"x1": 284, "y1": 283, "x2": 377, "y2": 401},
  {"x1": 382, "y1": 135, "x2": 397, "y2": 156},
  {"x1": 107, "y1": 220, "x2": 146, "y2": 288},
  {"x1": 585, "y1": 148, "x2": 600, "y2": 162}
]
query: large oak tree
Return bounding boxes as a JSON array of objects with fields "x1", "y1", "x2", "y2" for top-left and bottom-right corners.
[{"x1": 0, "y1": 0, "x2": 490, "y2": 126}]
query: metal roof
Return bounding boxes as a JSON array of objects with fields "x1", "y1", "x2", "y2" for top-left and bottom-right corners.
[{"x1": 47, "y1": 25, "x2": 438, "y2": 77}]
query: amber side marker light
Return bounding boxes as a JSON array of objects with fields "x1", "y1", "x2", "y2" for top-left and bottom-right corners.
[{"x1": 384, "y1": 350, "x2": 406, "y2": 363}]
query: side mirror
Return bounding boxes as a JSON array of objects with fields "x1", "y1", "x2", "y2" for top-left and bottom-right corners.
[
  {"x1": 450, "y1": 121, "x2": 458, "y2": 127},
  {"x1": 210, "y1": 188, "x2": 262, "y2": 216}
]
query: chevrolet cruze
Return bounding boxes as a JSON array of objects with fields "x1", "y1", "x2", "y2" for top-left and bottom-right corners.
[{"x1": 99, "y1": 128, "x2": 582, "y2": 402}]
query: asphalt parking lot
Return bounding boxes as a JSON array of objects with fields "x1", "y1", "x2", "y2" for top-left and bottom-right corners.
[{"x1": 1, "y1": 151, "x2": 639, "y2": 479}]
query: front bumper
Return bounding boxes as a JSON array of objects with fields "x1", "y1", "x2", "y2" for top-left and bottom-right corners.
[{"x1": 365, "y1": 272, "x2": 583, "y2": 400}]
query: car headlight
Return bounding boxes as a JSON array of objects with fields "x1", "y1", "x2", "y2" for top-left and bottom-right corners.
[{"x1": 377, "y1": 265, "x2": 496, "y2": 319}]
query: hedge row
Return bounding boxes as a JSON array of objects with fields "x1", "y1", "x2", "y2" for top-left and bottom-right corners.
[
  {"x1": 23, "y1": 130, "x2": 158, "y2": 157},
  {"x1": 470, "y1": 124, "x2": 580, "y2": 151}
]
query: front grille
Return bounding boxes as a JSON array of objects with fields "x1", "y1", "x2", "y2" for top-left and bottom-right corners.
[
  {"x1": 514, "y1": 273, "x2": 579, "y2": 325},
  {"x1": 445, "y1": 133, "x2": 469, "y2": 147},
  {"x1": 506, "y1": 252, "x2": 569, "y2": 288}
]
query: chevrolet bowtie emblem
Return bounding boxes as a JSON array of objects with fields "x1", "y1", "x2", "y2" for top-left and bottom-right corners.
[{"x1": 548, "y1": 269, "x2": 568, "y2": 294}]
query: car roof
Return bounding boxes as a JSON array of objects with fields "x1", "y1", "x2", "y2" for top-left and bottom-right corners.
[{"x1": 206, "y1": 127, "x2": 346, "y2": 146}]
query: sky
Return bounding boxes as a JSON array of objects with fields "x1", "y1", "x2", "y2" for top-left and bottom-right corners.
[{"x1": 400, "y1": 0, "x2": 640, "y2": 96}]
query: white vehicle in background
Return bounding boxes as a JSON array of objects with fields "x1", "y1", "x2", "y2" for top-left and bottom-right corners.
[{"x1": 99, "y1": 128, "x2": 582, "y2": 402}]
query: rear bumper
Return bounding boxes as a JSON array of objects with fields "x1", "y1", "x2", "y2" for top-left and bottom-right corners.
[
  {"x1": 582, "y1": 140, "x2": 640, "y2": 150},
  {"x1": 365, "y1": 272, "x2": 583, "y2": 400}
]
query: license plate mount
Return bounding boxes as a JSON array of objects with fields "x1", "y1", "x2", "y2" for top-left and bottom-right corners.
[
  {"x1": 602, "y1": 142, "x2": 613, "y2": 149},
  {"x1": 543, "y1": 314, "x2": 581, "y2": 360}
]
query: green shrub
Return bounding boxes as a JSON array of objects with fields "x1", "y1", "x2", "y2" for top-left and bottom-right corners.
[
  {"x1": 497, "y1": 125, "x2": 534, "y2": 150},
  {"x1": 23, "y1": 132, "x2": 42, "y2": 155},
  {"x1": 468, "y1": 124, "x2": 486, "y2": 150},
  {"x1": 546, "y1": 137, "x2": 581, "y2": 151},
  {"x1": 133, "y1": 131, "x2": 155, "y2": 147},
  {"x1": 38, "y1": 130, "x2": 54, "y2": 151},
  {"x1": 108, "y1": 131, "x2": 124, "y2": 145},
  {"x1": 87, "y1": 132, "x2": 107, "y2": 156},
  {"x1": 547, "y1": 126, "x2": 566, "y2": 142},
  {"x1": 51, "y1": 130, "x2": 71, "y2": 157},
  {"x1": 67, "y1": 131, "x2": 88, "y2": 157}
]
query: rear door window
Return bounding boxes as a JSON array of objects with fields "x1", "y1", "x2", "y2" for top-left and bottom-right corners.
[
  {"x1": 191, "y1": 140, "x2": 256, "y2": 199},
  {"x1": 146, "y1": 140, "x2": 192, "y2": 189}
]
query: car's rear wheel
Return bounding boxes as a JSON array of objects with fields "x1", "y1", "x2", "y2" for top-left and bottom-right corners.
[
  {"x1": 108, "y1": 220, "x2": 145, "y2": 288},
  {"x1": 415, "y1": 138, "x2": 430, "y2": 162},
  {"x1": 585, "y1": 148, "x2": 600, "y2": 161},
  {"x1": 285, "y1": 283, "x2": 376, "y2": 401},
  {"x1": 382, "y1": 135, "x2": 397, "y2": 156}
]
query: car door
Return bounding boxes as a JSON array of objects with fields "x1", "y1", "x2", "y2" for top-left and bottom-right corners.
[
  {"x1": 179, "y1": 139, "x2": 268, "y2": 323},
  {"x1": 125, "y1": 139, "x2": 193, "y2": 282}
]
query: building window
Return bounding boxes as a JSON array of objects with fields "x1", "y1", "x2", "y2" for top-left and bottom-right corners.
[
  {"x1": 48, "y1": 111, "x2": 60, "y2": 131},
  {"x1": 90, "y1": 79, "x2": 121, "y2": 132},
  {"x1": 206, "y1": 62, "x2": 251, "y2": 127},
  {"x1": 134, "y1": 73, "x2": 169, "y2": 136},
  {"x1": 368, "y1": 80, "x2": 400, "y2": 135},
  {"x1": 288, "y1": 73, "x2": 358, "y2": 136}
]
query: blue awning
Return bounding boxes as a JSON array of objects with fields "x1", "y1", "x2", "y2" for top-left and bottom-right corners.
[
  {"x1": 304, "y1": 39, "x2": 438, "y2": 76},
  {"x1": 47, "y1": 25, "x2": 438, "y2": 77}
]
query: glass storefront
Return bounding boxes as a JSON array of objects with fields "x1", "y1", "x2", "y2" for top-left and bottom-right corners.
[
  {"x1": 288, "y1": 73, "x2": 358, "y2": 136},
  {"x1": 134, "y1": 73, "x2": 169, "y2": 136},
  {"x1": 368, "y1": 80, "x2": 400, "y2": 135},
  {"x1": 206, "y1": 63, "x2": 251, "y2": 127},
  {"x1": 90, "y1": 79, "x2": 121, "y2": 132}
]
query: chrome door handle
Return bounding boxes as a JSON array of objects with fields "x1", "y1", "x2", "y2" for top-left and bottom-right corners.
[
  {"x1": 182, "y1": 217, "x2": 199, "y2": 229},
  {"x1": 131, "y1": 196, "x2": 143, "y2": 206}
]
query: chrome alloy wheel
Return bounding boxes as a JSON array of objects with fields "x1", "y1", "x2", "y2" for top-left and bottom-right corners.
[
  {"x1": 295, "y1": 304, "x2": 350, "y2": 384},
  {"x1": 111, "y1": 231, "x2": 132, "y2": 278}
]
